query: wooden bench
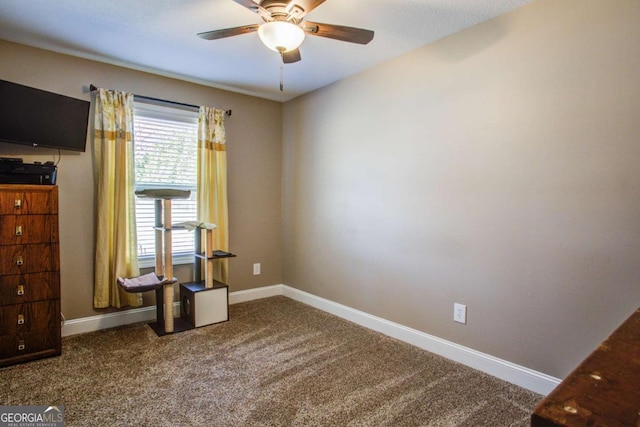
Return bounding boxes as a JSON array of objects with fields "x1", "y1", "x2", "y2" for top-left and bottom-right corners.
[{"x1": 531, "y1": 307, "x2": 640, "y2": 426}]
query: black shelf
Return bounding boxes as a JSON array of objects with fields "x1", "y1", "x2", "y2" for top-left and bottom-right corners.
[{"x1": 194, "y1": 250, "x2": 237, "y2": 261}]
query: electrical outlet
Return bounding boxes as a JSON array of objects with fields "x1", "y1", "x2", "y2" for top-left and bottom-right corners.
[
  {"x1": 253, "y1": 263, "x2": 261, "y2": 275},
  {"x1": 454, "y1": 303, "x2": 467, "y2": 324}
]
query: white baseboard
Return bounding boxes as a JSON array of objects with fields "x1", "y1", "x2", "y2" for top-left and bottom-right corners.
[
  {"x1": 62, "y1": 283, "x2": 559, "y2": 395},
  {"x1": 62, "y1": 286, "x2": 285, "y2": 337},
  {"x1": 62, "y1": 303, "x2": 178, "y2": 337},
  {"x1": 279, "y1": 286, "x2": 560, "y2": 396},
  {"x1": 228, "y1": 284, "x2": 283, "y2": 305}
]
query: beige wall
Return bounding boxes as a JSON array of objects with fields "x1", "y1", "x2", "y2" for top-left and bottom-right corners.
[
  {"x1": 282, "y1": 0, "x2": 640, "y2": 379},
  {"x1": 0, "y1": 40, "x2": 283, "y2": 320}
]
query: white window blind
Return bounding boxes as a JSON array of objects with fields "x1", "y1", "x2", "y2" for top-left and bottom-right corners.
[{"x1": 133, "y1": 101, "x2": 199, "y2": 266}]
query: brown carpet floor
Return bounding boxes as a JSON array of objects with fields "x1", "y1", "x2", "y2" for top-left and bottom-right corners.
[{"x1": 1, "y1": 296, "x2": 541, "y2": 426}]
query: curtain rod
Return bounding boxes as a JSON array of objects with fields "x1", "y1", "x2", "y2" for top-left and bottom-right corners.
[{"x1": 89, "y1": 84, "x2": 231, "y2": 117}]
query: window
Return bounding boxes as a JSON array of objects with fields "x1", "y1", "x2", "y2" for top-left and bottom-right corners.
[{"x1": 133, "y1": 100, "x2": 198, "y2": 267}]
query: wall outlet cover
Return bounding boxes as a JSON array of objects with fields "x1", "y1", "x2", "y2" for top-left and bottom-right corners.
[{"x1": 454, "y1": 303, "x2": 467, "y2": 324}]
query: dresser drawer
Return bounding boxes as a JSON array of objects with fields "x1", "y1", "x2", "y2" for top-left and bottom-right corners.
[
  {"x1": 0, "y1": 327, "x2": 61, "y2": 361},
  {"x1": 0, "y1": 272, "x2": 60, "y2": 306},
  {"x1": 0, "y1": 215, "x2": 58, "y2": 245},
  {"x1": 0, "y1": 187, "x2": 58, "y2": 215},
  {"x1": 0, "y1": 243, "x2": 59, "y2": 275},
  {"x1": 0, "y1": 300, "x2": 60, "y2": 335}
]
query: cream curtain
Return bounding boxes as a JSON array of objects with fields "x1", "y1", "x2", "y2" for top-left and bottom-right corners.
[
  {"x1": 93, "y1": 88, "x2": 142, "y2": 308},
  {"x1": 197, "y1": 106, "x2": 229, "y2": 283}
]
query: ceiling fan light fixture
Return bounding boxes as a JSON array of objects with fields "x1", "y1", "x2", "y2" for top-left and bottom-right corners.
[{"x1": 258, "y1": 21, "x2": 305, "y2": 53}]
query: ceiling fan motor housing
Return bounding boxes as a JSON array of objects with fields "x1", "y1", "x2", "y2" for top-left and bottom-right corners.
[{"x1": 259, "y1": 1, "x2": 306, "y2": 23}]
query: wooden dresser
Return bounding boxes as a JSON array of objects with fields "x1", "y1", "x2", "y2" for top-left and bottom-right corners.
[
  {"x1": 0, "y1": 184, "x2": 61, "y2": 367},
  {"x1": 531, "y1": 307, "x2": 640, "y2": 426}
]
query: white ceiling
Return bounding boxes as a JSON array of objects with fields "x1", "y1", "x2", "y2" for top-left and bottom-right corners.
[{"x1": 0, "y1": 0, "x2": 533, "y2": 102}]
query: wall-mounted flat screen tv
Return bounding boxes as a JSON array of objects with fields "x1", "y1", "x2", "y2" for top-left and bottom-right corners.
[{"x1": 0, "y1": 79, "x2": 90, "y2": 152}]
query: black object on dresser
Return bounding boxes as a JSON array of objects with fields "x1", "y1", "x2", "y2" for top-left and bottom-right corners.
[
  {"x1": 0, "y1": 158, "x2": 57, "y2": 185},
  {"x1": 0, "y1": 184, "x2": 61, "y2": 366}
]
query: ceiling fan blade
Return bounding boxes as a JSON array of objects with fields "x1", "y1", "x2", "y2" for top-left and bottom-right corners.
[
  {"x1": 232, "y1": 0, "x2": 261, "y2": 12},
  {"x1": 303, "y1": 22, "x2": 374, "y2": 45},
  {"x1": 197, "y1": 24, "x2": 259, "y2": 40},
  {"x1": 282, "y1": 48, "x2": 302, "y2": 64},
  {"x1": 286, "y1": 0, "x2": 327, "y2": 19}
]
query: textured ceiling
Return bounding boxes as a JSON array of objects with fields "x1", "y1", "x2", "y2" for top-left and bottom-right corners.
[{"x1": 0, "y1": 0, "x2": 533, "y2": 102}]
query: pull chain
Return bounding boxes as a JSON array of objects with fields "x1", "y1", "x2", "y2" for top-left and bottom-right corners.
[{"x1": 279, "y1": 53, "x2": 284, "y2": 92}]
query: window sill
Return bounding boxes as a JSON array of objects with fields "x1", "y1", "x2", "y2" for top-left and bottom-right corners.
[{"x1": 138, "y1": 253, "x2": 194, "y2": 269}]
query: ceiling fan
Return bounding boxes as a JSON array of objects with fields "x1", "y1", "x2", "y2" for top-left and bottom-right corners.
[{"x1": 197, "y1": 0, "x2": 375, "y2": 64}]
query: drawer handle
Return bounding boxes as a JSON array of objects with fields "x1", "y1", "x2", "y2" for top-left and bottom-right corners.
[
  {"x1": 17, "y1": 314, "x2": 25, "y2": 325},
  {"x1": 16, "y1": 255, "x2": 24, "y2": 266},
  {"x1": 15, "y1": 199, "x2": 22, "y2": 209},
  {"x1": 15, "y1": 225, "x2": 23, "y2": 236},
  {"x1": 17, "y1": 285, "x2": 25, "y2": 296},
  {"x1": 18, "y1": 340, "x2": 25, "y2": 351}
]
